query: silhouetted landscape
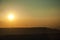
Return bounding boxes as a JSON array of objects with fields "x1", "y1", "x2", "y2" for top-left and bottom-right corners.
[{"x1": 0, "y1": 27, "x2": 60, "y2": 40}]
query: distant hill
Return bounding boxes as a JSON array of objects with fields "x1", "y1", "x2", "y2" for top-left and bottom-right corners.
[
  {"x1": 0, "y1": 27, "x2": 60, "y2": 35},
  {"x1": 0, "y1": 27, "x2": 60, "y2": 40}
]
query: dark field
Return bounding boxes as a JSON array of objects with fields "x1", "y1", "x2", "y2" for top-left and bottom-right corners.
[{"x1": 0, "y1": 27, "x2": 60, "y2": 40}]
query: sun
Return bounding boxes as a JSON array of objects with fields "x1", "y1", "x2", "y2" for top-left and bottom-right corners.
[{"x1": 8, "y1": 14, "x2": 14, "y2": 21}]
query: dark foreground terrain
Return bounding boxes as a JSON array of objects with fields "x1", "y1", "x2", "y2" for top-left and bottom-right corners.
[{"x1": 0, "y1": 27, "x2": 60, "y2": 40}]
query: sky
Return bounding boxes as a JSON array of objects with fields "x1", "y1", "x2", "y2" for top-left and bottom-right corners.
[{"x1": 0, "y1": 0, "x2": 60, "y2": 28}]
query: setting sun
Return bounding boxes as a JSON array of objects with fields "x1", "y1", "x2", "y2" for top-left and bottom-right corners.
[{"x1": 8, "y1": 14, "x2": 14, "y2": 21}]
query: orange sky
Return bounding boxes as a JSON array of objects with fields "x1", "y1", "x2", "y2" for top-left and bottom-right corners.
[
  {"x1": 0, "y1": 0, "x2": 60, "y2": 28},
  {"x1": 0, "y1": 17, "x2": 60, "y2": 28}
]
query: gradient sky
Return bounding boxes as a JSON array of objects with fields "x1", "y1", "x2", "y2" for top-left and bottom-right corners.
[
  {"x1": 0, "y1": 0, "x2": 60, "y2": 28},
  {"x1": 0, "y1": 0, "x2": 59, "y2": 18}
]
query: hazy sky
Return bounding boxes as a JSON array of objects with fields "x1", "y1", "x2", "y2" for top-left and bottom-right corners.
[
  {"x1": 0, "y1": 0, "x2": 60, "y2": 27},
  {"x1": 0, "y1": 0, "x2": 59, "y2": 19}
]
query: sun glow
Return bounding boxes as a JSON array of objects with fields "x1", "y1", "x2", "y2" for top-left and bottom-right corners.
[{"x1": 8, "y1": 13, "x2": 14, "y2": 21}]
